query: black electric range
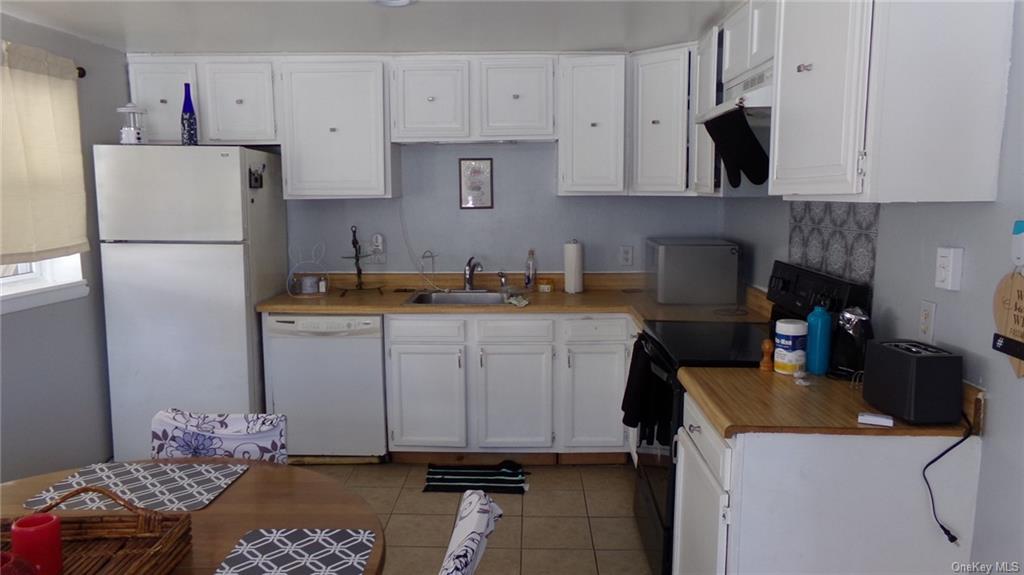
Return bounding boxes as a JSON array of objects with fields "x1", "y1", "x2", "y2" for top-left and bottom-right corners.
[{"x1": 633, "y1": 319, "x2": 769, "y2": 575}]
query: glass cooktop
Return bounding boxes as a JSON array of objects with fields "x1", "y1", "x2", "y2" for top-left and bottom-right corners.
[{"x1": 644, "y1": 320, "x2": 770, "y2": 368}]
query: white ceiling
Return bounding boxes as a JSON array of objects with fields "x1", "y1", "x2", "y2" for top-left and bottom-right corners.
[{"x1": 0, "y1": 1, "x2": 735, "y2": 54}]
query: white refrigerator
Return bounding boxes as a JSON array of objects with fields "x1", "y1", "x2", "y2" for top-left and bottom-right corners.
[{"x1": 95, "y1": 145, "x2": 287, "y2": 461}]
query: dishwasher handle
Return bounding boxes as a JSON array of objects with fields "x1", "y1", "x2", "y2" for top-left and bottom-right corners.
[{"x1": 266, "y1": 315, "x2": 382, "y2": 337}]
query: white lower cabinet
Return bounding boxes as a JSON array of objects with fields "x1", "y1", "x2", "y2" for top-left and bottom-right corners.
[
  {"x1": 563, "y1": 344, "x2": 629, "y2": 448},
  {"x1": 673, "y1": 396, "x2": 983, "y2": 574},
  {"x1": 386, "y1": 344, "x2": 467, "y2": 448},
  {"x1": 476, "y1": 345, "x2": 554, "y2": 448},
  {"x1": 673, "y1": 432, "x2": 728, "y2": 575},
  {"x1": 385, "y1": 314, "x2": 635, "y2": 453}
]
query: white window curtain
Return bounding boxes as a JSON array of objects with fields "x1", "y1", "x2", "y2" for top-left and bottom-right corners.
[{"x1": 1, "y1": 41, "x2": 89, "y2": 265}]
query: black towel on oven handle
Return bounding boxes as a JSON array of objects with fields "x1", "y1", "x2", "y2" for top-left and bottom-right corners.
[{"x1": 622, "y1": 337, "x2": 675, "y2": 446}]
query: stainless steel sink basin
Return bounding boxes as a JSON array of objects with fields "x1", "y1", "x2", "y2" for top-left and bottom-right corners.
[{"x1": 407, "y1": 291, "x2": 506, "y2": 305}]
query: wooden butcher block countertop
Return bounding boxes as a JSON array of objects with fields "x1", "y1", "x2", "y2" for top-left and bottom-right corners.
[
  {"x1": 256, "y1": 287, "x2": 770, "y2": 325},
  {"x1": 678, "y1": 367, "x2": 983, "y2": 439}
]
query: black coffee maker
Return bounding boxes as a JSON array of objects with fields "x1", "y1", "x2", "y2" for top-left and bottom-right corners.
[{"x1": 830, "y1": 307, "x2": 874, "y2": 378}]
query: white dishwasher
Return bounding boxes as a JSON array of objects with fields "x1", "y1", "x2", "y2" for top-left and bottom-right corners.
[{"x1": 262, "y1": 314, "x2": 387, "y2": 456}]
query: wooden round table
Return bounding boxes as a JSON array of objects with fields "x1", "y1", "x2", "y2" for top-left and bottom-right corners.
[{"x1": 0, "y1": 460, "x2": 385, "y2": 574}]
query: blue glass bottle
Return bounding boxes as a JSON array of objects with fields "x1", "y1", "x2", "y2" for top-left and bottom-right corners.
[
  {"x1": 181, "y1": 83, "x2": 198, "y2": 145},
  {"x1": 806, "y1": 305, "x2": 832, "y2": 375}
]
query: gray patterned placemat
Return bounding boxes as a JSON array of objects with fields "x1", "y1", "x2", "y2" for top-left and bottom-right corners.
[
  {"x1": 215, "y1": 529, "x2": 376, "y2": 575},
  {"x1": 24, "y1": 462, "x2": 248, "y2": 512}
]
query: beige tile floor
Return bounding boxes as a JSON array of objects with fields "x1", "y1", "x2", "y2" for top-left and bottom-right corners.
[{"x1": 312, "y1": 463, "x2": 651, "y2": 575}]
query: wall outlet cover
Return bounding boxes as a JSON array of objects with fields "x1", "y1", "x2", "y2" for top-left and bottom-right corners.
[
  {"x1": 619, "y1": 245, "x2": 634, "y2": 267},
  {"x1": 919, "y1": 299, "x2": 937, "y2": 344}
]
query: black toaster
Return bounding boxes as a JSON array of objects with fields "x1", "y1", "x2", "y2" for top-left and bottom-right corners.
[{"x1": 862, "y1": 340, "x2": 963, "y2": 424}]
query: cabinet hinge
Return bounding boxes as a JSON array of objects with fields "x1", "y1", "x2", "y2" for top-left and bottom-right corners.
[
  {"x1": 390, "y1": 429, "x2": 395, "y2": 441},
  {"x1": 551, "y1": 431, "x2": 556, "y2": 443},
  {"x1": 856, "y1": 149, "x2": 867, "y2": 178},
  {"x1": 388, "y1": 347, "x2": 392, "y2": 359},
  {"x1": 721, "y1": 507, "x2": 731, "y2": 525}
]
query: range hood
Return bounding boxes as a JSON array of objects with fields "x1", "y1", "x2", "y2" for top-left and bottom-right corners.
[{"x1": 696, "y1": 64, "x2": 773, "y2": 187}]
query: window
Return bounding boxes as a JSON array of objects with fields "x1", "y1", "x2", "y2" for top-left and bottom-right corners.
[
  {"x1": 0, "y1": 254, "x2": 87, "y2": 314},
  {"x1": 2, "y1": 41, "x2": 90, "y2": 314}
]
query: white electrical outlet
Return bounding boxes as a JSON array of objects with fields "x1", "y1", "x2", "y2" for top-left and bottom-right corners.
[
  {"x1": 367, "y1": 233, "x2": 386, "y2": 265},
  {"x1": 619, "y1": 245, "x2": 634, "y2": 266},
  {"x1": 919, "y1": 300, "x2": 937, "y2": 343}
]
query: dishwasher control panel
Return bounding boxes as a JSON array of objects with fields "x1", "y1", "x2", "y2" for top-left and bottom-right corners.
[{"x1": 266, "y1": 315, "x2": 382, "y2": 336}]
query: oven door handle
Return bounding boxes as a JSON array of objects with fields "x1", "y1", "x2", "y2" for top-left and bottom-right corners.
[{"x1": 671, "y1": 432, "x2": 679, "y2": 464}]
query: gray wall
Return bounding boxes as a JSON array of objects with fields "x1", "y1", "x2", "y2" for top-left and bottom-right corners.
[
  {"x1": 722, "y1": 8, "x2": 1024, "y2": 561},
  {"x1": 722, "y1": 196, "x2": 789, "y2": 289},
  {"x1": 288, "y1": 142, "x2": 726, "y2": 275},
  {"x1": 0, "y1": 14, "x2": 126, "y2": 480}
]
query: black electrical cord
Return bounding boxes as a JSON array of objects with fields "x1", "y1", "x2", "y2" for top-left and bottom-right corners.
[{"x1": 922, "y1": 411, "x2": 972, "y2": 545}]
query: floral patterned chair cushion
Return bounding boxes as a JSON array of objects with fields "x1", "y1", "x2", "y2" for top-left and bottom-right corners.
[
  {"x1": 151, "y1": 408, "x2": 287, "y2": 464},
  {"x1": 439, "y1": 490, "x2": 504, "y2": 575}
]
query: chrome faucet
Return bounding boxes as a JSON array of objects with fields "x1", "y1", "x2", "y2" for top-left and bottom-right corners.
[{"x1": 464, "y1": 257, "x2": 484, "y2": 291}]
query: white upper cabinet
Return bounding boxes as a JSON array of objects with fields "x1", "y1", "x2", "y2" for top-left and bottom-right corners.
[
  {"x1": 630, "y1": 47, "x2": 690, "y2": 195},
  {"x1": 748, "y1": 0, "x2": 777, "y2": 70},
  {"x1": 771, "y1": 1, "x2": 872, "y2": 197},
  {"x1": 280, "y1": 61, "x2": 389, "y2": 198},
  {"x1": 479, "y1": 57, "x2": 555, "y2": 138},
  {"x1": 129, "y1": 62, "x2": 197, "y2": 143},
  {"x1": 391, "y1": 59, "x2": 470, "y2": 141},
  {"x1": 201, "y1": 62, "x2": 276, "y2": 142},
  {"x1": 558, "y1": 55, "x2": 626, "y2": 195},
  {"x1": 691, "y1": 27, "x2": 720, "y2": 196},
  {"x1": 771, "y1": 1, "x2": 1011, "y2": 202},
  {"x1": 721, "y1": 6, "x2": 750, "y2": 84}
]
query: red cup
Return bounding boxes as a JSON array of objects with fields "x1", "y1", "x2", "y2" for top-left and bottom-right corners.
[
  {"x1": 0, "y1": 551, "x2": 39, "y2": 575},
  {"x1": 10, "y1": 513, "x2": 60, "y2": 575}
]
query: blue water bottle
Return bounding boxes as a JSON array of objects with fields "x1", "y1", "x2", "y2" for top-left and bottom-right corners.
[{"x1": 806, "y1": 304, "x2": 832, "y2": 375}]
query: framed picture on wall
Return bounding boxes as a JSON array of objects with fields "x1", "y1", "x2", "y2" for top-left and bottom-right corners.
[{"x1": 459, "y1": 158, "x2": 493, "y2": 209}]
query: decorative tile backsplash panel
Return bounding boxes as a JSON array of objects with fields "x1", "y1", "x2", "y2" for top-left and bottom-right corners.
[{"x1": 789, "y1": 201, "x2": 879, "y2": 285}]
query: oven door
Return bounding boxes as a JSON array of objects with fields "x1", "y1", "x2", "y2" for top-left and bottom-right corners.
[{"x1": 634, "y1": 333, "x2": 685, "y2": 575}]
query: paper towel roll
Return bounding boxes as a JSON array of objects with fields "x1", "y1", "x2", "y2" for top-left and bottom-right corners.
[{"x1": 564, "y1": 240, "x2": 583, "y2": 294}]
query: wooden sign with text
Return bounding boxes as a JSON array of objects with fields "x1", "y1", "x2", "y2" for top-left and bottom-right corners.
[{"x1": 993, "y1": 271, "x2": 1024, "y2": 378}]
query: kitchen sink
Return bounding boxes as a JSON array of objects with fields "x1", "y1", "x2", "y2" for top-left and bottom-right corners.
[{"x1": 407, "y1": 291, "x2": 506, "y2": 305}]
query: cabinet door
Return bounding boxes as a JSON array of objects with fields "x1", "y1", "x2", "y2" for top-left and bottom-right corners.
[
  {"x1": 770, "y1": 0, "x2": 872, "y2": 196},
  {"x1": 558, "y1": 55, "x2": 625, "y2": 195},
  {"x1": 479, "y1": 57, "x2": 554, "y2": 138},
  {"x1": 563, "y1": 344, "x2": 628, "y2": 448},
  {"x1": 280, "y1": 61, "x2": 386, "y2": 198},
  {"x1": 749, "y1": 0, "x2": 778, "y2": 69},
  {"x1": 391, "y1": 60, "x2": 470, "y2": 140},
  {"x1": 673, "y1": 432, "x2": 729, "y2": 575},
  {"x1": 632, "y1": 48, "x2": 688, "y2": 194},
  {"x1": 129, "y1": 62, "x2": 197, "y2": 142},
  {"x1": 387, "y1": 345, "x2": 467, "y2": 448},
  {"x1": 476, "y1": 345, "x2": 554, "y2": 448},
  {"x1": 202, "y1": 62, "x2": 276, "y2": 141},
  {"x1": 691, "y1": 27, "x2": 720, "y2": 196},
  {"x1": 721, "y1": 5, "x2": 750, "y2": 84}
]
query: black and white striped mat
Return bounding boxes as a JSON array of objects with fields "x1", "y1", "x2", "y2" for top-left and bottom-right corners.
[{"x1": 423, "y1": 460, "x2": 528, "y2": 494}]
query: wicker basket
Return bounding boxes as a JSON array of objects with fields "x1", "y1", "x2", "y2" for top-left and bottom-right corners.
[{"x1": 1, "y1": 486, "x2": 191, "y2": 575}]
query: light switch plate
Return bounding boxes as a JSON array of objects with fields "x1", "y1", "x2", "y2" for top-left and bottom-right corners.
[
  {"x1": 935, "y1": 247, "x2": 963, "y2": 291},
  {"x1": 919, "y1": 299, "x2": 937, "y2": 344}
]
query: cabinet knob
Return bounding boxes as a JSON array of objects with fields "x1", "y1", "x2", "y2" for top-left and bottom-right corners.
[
  {"x1": 328, "y1": 127, "x2": 338, "y2": 133},
  {"x1": 512, "y1": 93, "x2": 520, "y2": 100},
  {"x1": 688, "y1": 424, "x2": 702, "y2": 434},
  {"x1": 590, "y1": 122, "x2": 599, "y2": 127},
  {"x1": 159, "y1": 98, "x2": 168, "y2": 104},
  {"x1": 426, "y1": 96, "x2": 436, "y2": 102},
  {"x1": 796, "y1": 63, "x2": 814, "y2": 73},
  {"x1": 235, "y1": 98, "x2": 244, "y2": 105},
  {"x1": 651, "y1": 120, "x2": 661, "y2": 125}
]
